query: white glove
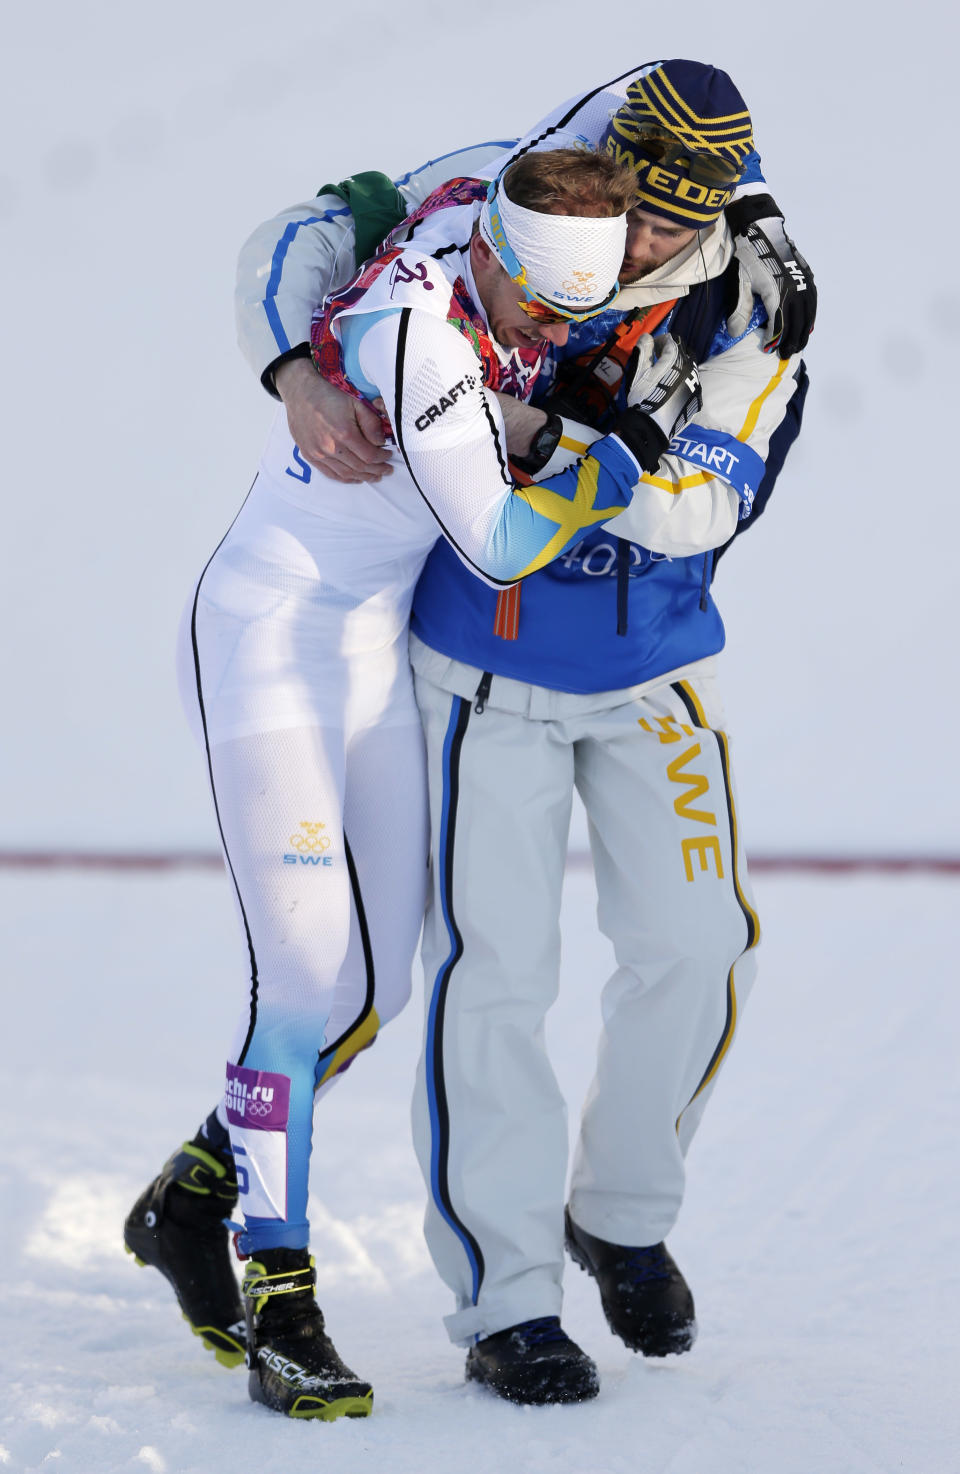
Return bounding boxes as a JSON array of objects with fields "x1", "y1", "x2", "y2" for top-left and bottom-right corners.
[
  {"x1": 615, "y1": 333, "x2": 702, "y2": 474},
  {"x1": 725, "y1": 193, "x2": 817, "y2": 356},
  {"x1": 626, "y1": 332, "x2": 702, "y2": 441}
]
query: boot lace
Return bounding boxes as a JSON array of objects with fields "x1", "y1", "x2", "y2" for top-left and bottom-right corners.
[
  {"x1": 515, "y1": 1316, "x2": 568, "y2": 1347},
  {"x1": 620, "y1": 1243, "x2": 671, "y2": 1286}
]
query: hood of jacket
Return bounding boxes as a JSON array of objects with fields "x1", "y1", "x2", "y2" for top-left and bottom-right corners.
[{"x1": 615, "y1": 218, "x2": 733, "y2": 312}]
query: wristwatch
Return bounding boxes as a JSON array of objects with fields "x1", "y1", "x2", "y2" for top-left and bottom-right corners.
[{"x1": 512, "y1": 413, "x2": 564, "y2": 475}]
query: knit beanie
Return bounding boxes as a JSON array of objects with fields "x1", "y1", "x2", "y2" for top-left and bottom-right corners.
[{"x1": 599, "y1": 60, "x2": 754, "y2": 226}]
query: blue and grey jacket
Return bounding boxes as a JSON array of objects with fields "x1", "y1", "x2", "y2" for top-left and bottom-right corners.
[{"x1": 411, "y1": 267, "x2": 808, "y2": 695}]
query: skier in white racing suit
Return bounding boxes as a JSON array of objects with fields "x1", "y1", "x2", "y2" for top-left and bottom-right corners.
[{"x1": 124, "y1": 145, "x2": 707, "y2": 1420}]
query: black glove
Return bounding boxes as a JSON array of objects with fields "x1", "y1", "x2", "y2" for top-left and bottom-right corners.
[
  {"x1": 614, "y1": 333, "x2": 702, "y2": 474},
  {"x1": 725, "y1": 192, "x2": 817, "y2": 357}
]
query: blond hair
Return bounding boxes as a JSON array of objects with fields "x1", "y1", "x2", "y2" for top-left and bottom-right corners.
[{"x1": 502, "y1": 148, "x2": 636, "y2": 218}]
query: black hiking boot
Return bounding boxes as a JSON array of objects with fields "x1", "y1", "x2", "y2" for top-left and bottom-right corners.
[
  {"x1": 465, "y1": 1316, "x2": 599, "y2": 1405},
  {"x1": 243, "y1": 1248, "x2": 373, "y2": 1420},
  {"x1": 564, "y1": 1207, "x2": 697, "y2": 1356},
  {"x1": 123, "y1": 1118, "x2": 245, "y2": 1367}
]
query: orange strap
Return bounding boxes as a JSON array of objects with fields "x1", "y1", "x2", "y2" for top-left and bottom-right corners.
[
  {"x1": 495, "y1": 465, "x2": 531, "y2": 640},
  {"x1": 633, "y1": 298, "x2": 678, "y2": 335},
  {"x1": 493, "y1": 583, "x2": 522, "y2": 640},
  {"x1": 605, "y1": 299, "x2": 678, "y2": 367}
]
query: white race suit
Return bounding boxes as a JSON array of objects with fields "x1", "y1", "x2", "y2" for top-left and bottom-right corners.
[{"x1": 183, "y1": 200, "x2": 643, "y2": 1253}]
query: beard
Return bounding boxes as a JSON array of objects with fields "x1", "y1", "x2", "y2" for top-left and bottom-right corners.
[{"x1": 618, "y1": 260, "x2": 656, "y2": 284}]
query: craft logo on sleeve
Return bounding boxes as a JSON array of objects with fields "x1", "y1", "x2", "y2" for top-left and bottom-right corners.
[{"x1": 414, "y1": 374, "x2": 478, "y2": 431}]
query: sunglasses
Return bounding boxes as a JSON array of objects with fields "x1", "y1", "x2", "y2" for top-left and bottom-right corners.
[
  {"x1": 514, "y1": 280, "x2": 620, "y2": 324},
  {"x1": 516, "y1": 297, "x2": 574, "y2": 326},
  {"x1": 619, "y1": 115, "x2": 745, "y2": 188}
]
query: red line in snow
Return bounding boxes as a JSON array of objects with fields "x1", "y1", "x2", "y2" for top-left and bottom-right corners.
[
  {"x1": 1, "y1": 851, "x2": 959, "y2": 876},
  {"x1": 746, "y1": 855, "x2": 960, "y2": 876},
  {"x1": 0, "y1": 851, "x2": 226, "y2": 872}
]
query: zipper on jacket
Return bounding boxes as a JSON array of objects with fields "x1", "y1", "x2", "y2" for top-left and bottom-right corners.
[
  {"x1": 616, "y1": 538, "x2": 630, "y2": 635},
  {"x1": 698, "y1": 553, "x2": 710, "y2": 612},
  {"x1": 474, "y1": 670, "x2": 493, "y2": 714}
]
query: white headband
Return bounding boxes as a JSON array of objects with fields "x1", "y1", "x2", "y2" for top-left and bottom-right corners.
[{"x1": 479, "y1": 177, "x2": 626, "y2": 317}]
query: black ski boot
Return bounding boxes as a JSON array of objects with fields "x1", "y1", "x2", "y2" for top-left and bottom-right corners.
[
  {"x1": 564, "y1": 1207, "x2": 697, "y2": 1356},
  {"x1": 124, "y1": 1116, "x2": 245, "y2": 1367},
  {"x1": 243, "y1": 1248, "x2": 373, "y2": 1420},
  {"x1": 465, "y1": 1316, "x2": 599, "y2": 1405}
]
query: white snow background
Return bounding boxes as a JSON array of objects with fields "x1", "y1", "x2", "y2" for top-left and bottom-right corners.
[
  {"x1": 4, "y1": 869, "x2": 958, "y2": 1473},
  {"x1": 2, "y1": 3, "x2": 959, "y2": 1471}
]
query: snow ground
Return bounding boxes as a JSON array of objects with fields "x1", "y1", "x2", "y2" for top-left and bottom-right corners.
[{"x1": 3, "y1": 867, "x2": 958, "y2": 1474}]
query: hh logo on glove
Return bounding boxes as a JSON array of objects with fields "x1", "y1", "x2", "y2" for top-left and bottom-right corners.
[
  {"x1": 614, "y1": 334, "x2": 702, "y2": 474},
  {"x1": 725, "y1": 193, "x2": 817, "y2": 357}
]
